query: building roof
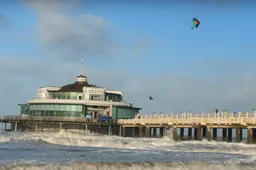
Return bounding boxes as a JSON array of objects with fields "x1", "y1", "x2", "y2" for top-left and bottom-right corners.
[{"x1": 55, "y1": 81, "x2": 96, "y2": 92}]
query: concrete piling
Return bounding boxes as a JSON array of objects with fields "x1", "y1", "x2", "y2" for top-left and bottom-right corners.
[
  {"x1": 202, "y1": 127, "x2": 206, "y2": 139},
  {"x1": 236, "y1": 128, "x2": 242, "y2": 142},
  {"x1": 139, "y1": 127, "x2": 143, "y2": 137},
  {"x1": 228, "y1": 128, "x2": 232, "y2": 142},
  {"x1": 159, "y1": 128, "x2": 164, "y2": 137},
  {"x1": 196, "y1": 127, "x2": 202, "y2": 141},
  {"x1": 206, "y1": 127, "x2": 211, "y2": 141},
  {"x1": 146, "y1": 127, "x2": 150, "y2": 137},
  {"x1": 173, "y1": 128, "x2": 178, "y2": 141},
  {"x1": 222, "y1": 128, "x2": 227, "y2": 141},
  {"x1": 248, "y1": 128, "x2": 253, "y2": 144},
  {"x1": 188, "y1": 128, "x2": 192, "y2": 140},
  {"x1": 180, "y1": 128, "x2": 184, "y2": 140},
  {"x1": 212, "y1": 128, "x2": 217, "y2": 140}
]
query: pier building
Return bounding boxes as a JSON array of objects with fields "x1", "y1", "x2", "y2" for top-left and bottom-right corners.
[{"x1": 18, "y1": 60, "x2": 141, "y2": 119}]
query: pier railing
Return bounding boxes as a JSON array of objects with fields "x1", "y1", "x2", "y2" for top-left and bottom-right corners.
[
  {"x1": 1, "y1": 112, "x2": 256, "y2": 127},
  {"x1": 118, "y1": 112, "x2": 256, "y2": 126},
  {"x1": 0, "y1": 115, "x2": 117, "y2": 124}
]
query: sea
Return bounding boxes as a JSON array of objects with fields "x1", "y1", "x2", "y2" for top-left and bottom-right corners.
[{"x1": 0, "y1": 130, "x2": 256, "y2": 170}]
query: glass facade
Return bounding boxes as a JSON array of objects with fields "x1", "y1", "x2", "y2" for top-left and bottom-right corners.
[
  {"x1": 28, "y1": 104, "x2": 85, "y2": 117},
  {"x1": 112, "y1": 106, "x2": 139, "y2": 119},
  {"x1": 19, "y1": 104, "x2": 29, "y2": 115}
]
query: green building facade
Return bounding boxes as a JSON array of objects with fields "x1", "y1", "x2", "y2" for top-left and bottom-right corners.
[{"x1": 19, "y1": 103, "x2": 140, "y2": 119}]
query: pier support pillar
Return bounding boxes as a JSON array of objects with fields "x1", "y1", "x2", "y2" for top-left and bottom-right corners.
[
  {"x1": 4, "y1": 123, "x2": 6, "y2": 131},
  {"x1": 154, "y1": 128, "x2": 157, "y2": 137},
  {"x1": 248, "y1": 128, "x2": 253, "y2": 144},
  {"x1": 35, "y1": 122, "x2": 38, "y2": 132},
  {"x1": 180, "y1": 128, "x2": 184, "y2": 140},
  {"x1": 236, "y1": 128, "x2": 242, "y2": 142},
  {"x1": 131, "y1": 128, "x2": 135, "y2": 137},
  {"x1": 134, "y1": 127, "x2": 140, "y2": 137},
  {"x1": 222, "y1": 128, "x2": 227, "y2": 141},
  {"x1": 122, "y1": 126, "x2": 126, "y2": 137},
  {"x1": 228, "y1": 128, "x2": 232, "y2": 142},
  {"x1": 85, "y1": 124, "x2": 88, "y2": 134},
  {"x1": 159, "y1": 128, "x2": 164, "y2": 137},
  {"x1": 196, "y1": 127, "x2": 202, "y2": 141},
  {"x1": 165, "y1": 128, "x2": 171, "y2": 138},
  {"x1": 108, "y1": 125, "x2": 112, "y2": 135},
  {"x1": 212, "y1": 128, "x2": 217, "y2": 140},
  {"x1": 206, "y1": 127, "x2": 211, "y2": 141},
  {"x1": 173, "y1": 128, "x2": 178, "y2": 141},
  {"x1": 194, "y1": 128, "x2": 197, "y2": 140},
  {"x1": 14, "y1": 122, "x2": 17, "y2": 132},
  {"x1": 253, "y1": 129, "x2": 256, "y2": 142},
  {"x1": 188, "y1": 128, "x2": 192, "y2": 140},
  {"x1": 202, "y1": 127, "x2": 206, "y2": 139},
  {"x1": 139, "y1": 127, "x2": 143, "y2": 137},
  {"x1": 146, "y1": 127, "x2": 150, "y2": 137},
  {"x1": 119, "y1": 126, "x2": 121, "y2": 136}
]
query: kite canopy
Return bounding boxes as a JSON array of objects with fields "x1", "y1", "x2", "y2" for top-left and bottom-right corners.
[{"x1": 191, "y1": 18, "x2": 200, "y2": 29}]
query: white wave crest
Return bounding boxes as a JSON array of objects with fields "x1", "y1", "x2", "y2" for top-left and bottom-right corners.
[{"x1": 1, "y1": 131, "x2": 256, "y2": 156}]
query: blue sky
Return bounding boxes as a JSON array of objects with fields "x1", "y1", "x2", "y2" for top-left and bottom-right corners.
[
  {"x1": 0, "y1": 0, "x2": 256, "y2": 114},
  {"x1": 2, "y1": 1, "x2": 255, "y2": 74}
]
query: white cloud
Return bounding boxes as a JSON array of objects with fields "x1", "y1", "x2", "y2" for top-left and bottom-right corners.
[{"x1": 26, "y1": 0, "x2": 117, "y2": 61}]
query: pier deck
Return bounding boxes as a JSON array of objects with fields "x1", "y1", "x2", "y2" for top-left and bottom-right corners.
[
  {"x1": 1, "y1": 112, "x2": 256, "y2": 144},
  {"x1": 118, "y1": 112, "x2": 256, "y2": 128}
]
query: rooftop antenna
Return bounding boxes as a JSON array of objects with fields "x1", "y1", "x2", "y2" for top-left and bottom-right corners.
[{"x1": 80, "y1": 58, "x2": 83, "y2": 75}]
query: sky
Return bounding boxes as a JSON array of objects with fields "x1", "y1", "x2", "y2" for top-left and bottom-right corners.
[{"x1": 0, "y1": 0, "x2": 256, "y2": 115}]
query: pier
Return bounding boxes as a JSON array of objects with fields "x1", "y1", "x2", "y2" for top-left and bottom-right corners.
[
  {"x1": 119, "y1": 111, "x2": 256, "y2": 143},
  {"x1": 0, "y1": 116, "x2": 120, "y2": 136},
  {"x1": 1, "y1": 111, "x2": 256, "y2": 144}
]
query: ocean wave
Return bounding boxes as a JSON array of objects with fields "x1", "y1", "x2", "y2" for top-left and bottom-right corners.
[
  {"x1": 0, "y1": 162, "x2": 255, "y2": 170},
  {"x1": 1, "y1": 131, "x2": 256, "y2": 156}
]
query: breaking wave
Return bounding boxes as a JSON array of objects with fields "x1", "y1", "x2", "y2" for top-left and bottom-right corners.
[
  {"x1": 1, "y1": 131, "x2": 256, "y2": 169},
  {"x1": 0, "y1": 130, "x2": 256, "y2": 156}
]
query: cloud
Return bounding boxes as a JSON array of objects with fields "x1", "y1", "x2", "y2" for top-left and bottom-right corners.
[
  {"x1": 26, "y1": 0, "x2": 117, "y2": 61},
  {"x1": 0, "y1": 14, "x2": 11, "y2": 31}
]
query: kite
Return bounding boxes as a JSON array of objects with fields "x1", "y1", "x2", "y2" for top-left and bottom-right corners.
[
  {"x1": 149, "y1": 96, "x2": 154, "y2": 100},
  {"x1": 191, "y1": 18, "x2": 200, "y2": 30}
]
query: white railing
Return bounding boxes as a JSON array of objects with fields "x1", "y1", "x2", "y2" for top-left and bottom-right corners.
[
  {"x1": 28, "y1": 98, "x2": 132, "y2": 107},
  {"x1": 118, "y1": 112, "x2": 256, "y2": 126},
  {"x1": 1, "y1": 112, "x2": 256, "y2": 126}
]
